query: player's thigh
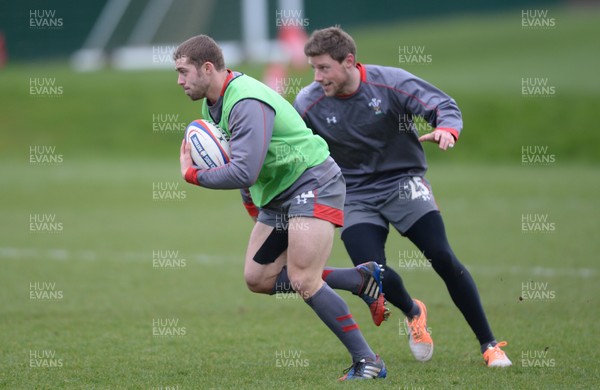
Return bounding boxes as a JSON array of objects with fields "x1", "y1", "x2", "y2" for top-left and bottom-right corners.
[
  {"x1": 340, "y1": 223, "x2": 389, "y2": 265},
  {"x1": 286, "y1": 217, "x2": 334, "y2": 297},
  {"x1": 341, "y1": 201, "x2": 388, "y2": 237},
  {"x1": 285, "y1": 169, "x2": 344, "y2": 294},
  {"x1": 284, "y1": 169, "x2": 344, "y2": 272},
  {"x1": 244, "y1": 221, "x2": 287, "y2": 291},
  {"x1": 287, "y1": 216, "x2": 335, "y2": 271},
  {"x1": 340, "y1": 200, "x2": 388, "y2": 263}
]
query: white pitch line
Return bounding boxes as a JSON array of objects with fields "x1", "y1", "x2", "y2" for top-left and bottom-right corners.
[
  {"x1": 0, "y1": 247, "x2": 597, "y2": 278},
  {"x1": 466, "y1": 264, "x2": 597, "y2": 279},
  {"x1": 0, "y1": 247, "x2": 237, "y2": 264}
]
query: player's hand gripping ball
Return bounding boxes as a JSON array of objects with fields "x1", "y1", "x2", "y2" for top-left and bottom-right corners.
[{"x1": 184, "y1": 119, "x2": 231, "y2": 169}]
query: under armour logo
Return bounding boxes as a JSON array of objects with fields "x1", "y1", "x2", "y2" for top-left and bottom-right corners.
[
  {"x1": 295, "y1": 191, "x2": 315, "y2": 204},
  {"x1": 326, "y1": 116, "x2": 337, "y2": 124}
]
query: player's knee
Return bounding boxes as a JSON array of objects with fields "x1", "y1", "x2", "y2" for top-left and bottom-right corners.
[
  {"x1": 429, "y1": 248, "x2": 464, "y2": 279},
  {"x1": 287, "y1": 270, "x2": 321, "y2": 298},
  {"x1": 244, "y1": 271, "x2": 272, "y2": 294},
  {"x1": 287, "y1": 274, "x2": 307, "y2": 293}
]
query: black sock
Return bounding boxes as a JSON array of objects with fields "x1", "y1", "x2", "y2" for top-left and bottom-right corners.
[{"x1": 379, "y1": 266, "x2": 416, "y2": 316}]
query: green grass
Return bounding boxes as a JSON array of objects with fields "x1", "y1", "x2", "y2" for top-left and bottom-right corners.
[
  {"x1": 1, "y1": 6, "x2": 600, "y2": 389},
  {"x1": 1, "y1": 161, "x2": 599, "y2": 389}
]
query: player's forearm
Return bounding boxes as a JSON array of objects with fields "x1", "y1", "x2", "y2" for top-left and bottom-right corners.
[
  {"x1": 186, "y1": 99, "x2": 274, "y2": 190},
  {"x1": 182, "y1": 133, "x2": 262, "y2": 188},
  {"x1": 187, "y1": 138, "x2": 264, "y2": 188},
  {"x1": 433, "y1": 98, "x2": 463, "y2": 140},
  {"x1": 398, "y1": 73, "x2": 463, "y2": 138},
  {"x1": 191, "y1": 162, "x2": 256, "y2": 189}
]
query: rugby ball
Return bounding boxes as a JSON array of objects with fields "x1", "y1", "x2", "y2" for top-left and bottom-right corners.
[{"x1": 185, "y1": 119, "x2": 231, "y2": 169}]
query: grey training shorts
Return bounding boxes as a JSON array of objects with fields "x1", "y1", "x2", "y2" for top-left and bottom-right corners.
[
  {"x1": 342, "y1": 176, "x2": 439, "y2": 235},
  {"x1": 257, "y1": 157, "x2": 346, "y2": 229}
]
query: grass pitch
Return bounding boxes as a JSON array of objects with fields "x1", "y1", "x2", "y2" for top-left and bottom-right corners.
[{"x1": 1, "y1": 161, "x2": 599, "y2": 389}]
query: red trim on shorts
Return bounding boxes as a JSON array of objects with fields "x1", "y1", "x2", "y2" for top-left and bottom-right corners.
[
  {"x1": 314, "y1": 204, "x2": 344, "y2": 227},
  {"x1": 342, "y1": 324, "x2": 359, "y2": 332},
  {"x1": 243, "y1": 202, "x2": 259, "y2": 218}
]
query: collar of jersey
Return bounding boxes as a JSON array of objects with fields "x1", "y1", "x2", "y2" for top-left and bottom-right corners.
[
  {"x1": 334, "y1": 63, "x2": 366, "y2": 99},
  {"x1": 219, "y1": 69, "x2": 235, "y2": 97}
]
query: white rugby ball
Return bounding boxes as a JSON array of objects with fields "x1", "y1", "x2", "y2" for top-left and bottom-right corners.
[{"x1": 185, "y1": 119, "x2": 231, "y2": 169}]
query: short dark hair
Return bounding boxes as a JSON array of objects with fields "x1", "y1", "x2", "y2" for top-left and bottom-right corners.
[
  {"x1": 173, "y1": 35, "x2": 225, "y2": 70},
  {"x1": 304, "y1": 27, "x2": 356, "y2": 63}
]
